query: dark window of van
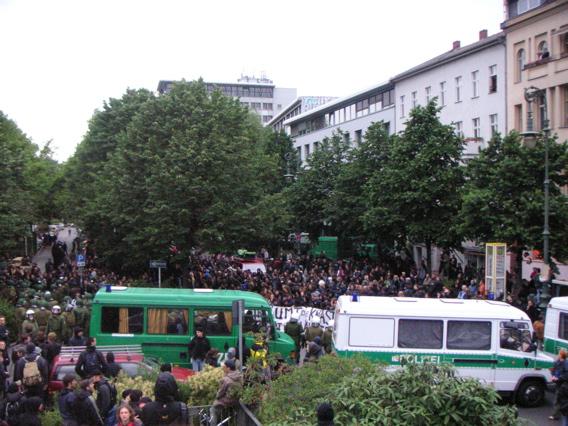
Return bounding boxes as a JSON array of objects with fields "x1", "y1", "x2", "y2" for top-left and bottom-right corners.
[
  {"x1": 447, "y1": 321, "x2": 491, "y2": 350},
  {"x1": 242, "y1": 309, "x2": 269, "y2": 334},
  {"x1": 559, "y1": 313, "x2": 568, "y2": 340},
  {"x1": 101, "y1": 307, "x2": 143, "y2": 334},
  {"x1": 398, "y1": 319, "x2": 443, "y2": 349},
  {"x1": 194, "y1": 310, "x2": 232, "y2": 336}
]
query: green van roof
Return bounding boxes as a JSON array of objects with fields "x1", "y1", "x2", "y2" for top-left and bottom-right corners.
[{"x1": 93, "y1": 287, "x2": 270, "y2": 308}]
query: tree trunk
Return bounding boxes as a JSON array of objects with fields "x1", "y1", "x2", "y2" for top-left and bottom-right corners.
[
  {"x1": 510, "y1": 243, "x2": 524, "y2": 298},
  {"x1": 426, "y1": 240, "x2": 432, "y2": 274}
]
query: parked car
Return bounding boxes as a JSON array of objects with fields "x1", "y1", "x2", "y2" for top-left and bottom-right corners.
[{"x1": 48, "y1": 345, "x2": 193, "y2": 393}]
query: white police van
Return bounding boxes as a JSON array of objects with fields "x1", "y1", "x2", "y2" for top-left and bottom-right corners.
[
  {"x1": 544, "y1": 296, "x2": 568, "y2": 356},
  {"x1": 333, "y1": 296, "x2": 553, "y2": 407}
]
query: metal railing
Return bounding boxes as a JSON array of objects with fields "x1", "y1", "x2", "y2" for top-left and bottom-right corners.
[{"x1": 59, "y1": 344, "x2": 143, "y2": 359}]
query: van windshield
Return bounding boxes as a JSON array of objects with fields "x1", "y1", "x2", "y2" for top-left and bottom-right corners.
[{"x1": 499, "y1": 324, "x2": 532, "y2": 352}]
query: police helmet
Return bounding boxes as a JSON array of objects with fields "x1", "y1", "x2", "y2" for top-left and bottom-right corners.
[
  {"x1": 25, "y1": 309, "x2": 35, "y2": 317},
  {"x1": 311, "y1": 319, "x2": 320, "y2": 327},
  {"x1": 52, "y1": 305, "x2": 61, "y2": 314}
]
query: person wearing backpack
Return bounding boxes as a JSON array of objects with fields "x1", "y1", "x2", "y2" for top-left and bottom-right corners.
[
  {"x1": 0, "y1": 383, "x2": 23, "y2": 422},
  {"x1": 140, "y1": 373, "x2": 189, "y2": 425},
  {"x1": 58, "y1": 374, "x2": 78, "y2": 426},
  {"x1": 13, "y1": 343, "x2": 48, "y2": 400},
  {"x1": 91, "y1": 370, "x2": 118, "y2": 426},
  {"x1": 75, "y1": 337, "x2": 107, "y2": 379}
]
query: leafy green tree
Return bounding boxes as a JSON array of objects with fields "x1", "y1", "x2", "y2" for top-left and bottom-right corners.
[
  {"x1": 287, "y1": 131, "x2": 350, "y2": 240},
  {"x1": 90, "y1": 81, "x2": 283, "y2": 271},
  {"x1": 364, "y1": 101, "x2": 465, "y2": 271},
  {"x1": 459, "y1": 132, "x2": 568, "y2": 286}
]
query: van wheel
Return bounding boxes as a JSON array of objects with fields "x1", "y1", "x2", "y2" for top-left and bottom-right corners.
[{"x1": 516, "y1": 380, "x2": 545, "y2": 407}]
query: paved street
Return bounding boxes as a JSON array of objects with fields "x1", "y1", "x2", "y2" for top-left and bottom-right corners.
[
  {"x1": 518, "y1": 391, "x2": 554, "y2": 426},
  {"x1": 31, "y1": 225, "x2": 79, "y2": 272}
]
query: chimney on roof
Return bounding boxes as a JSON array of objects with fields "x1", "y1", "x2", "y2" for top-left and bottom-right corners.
[
  {"x1": 452, "y1": 40, "x2": 461, "y2": 50},
  {"x1": 479, "y1": 29, "x2": 488, "y2": 40}
]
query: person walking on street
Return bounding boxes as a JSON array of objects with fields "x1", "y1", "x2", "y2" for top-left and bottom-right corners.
[
  {"x1": 105, "y1": 352, "x2": 121, "y2": 378},
  {"x1": 187, "y1": 328, "x2": 210, "y2": 372},
  {"x1": 551, "y1": 350, "x2": 568, "y2": 420},
  {"x1": 92, "y1": 369, "x2": 117, "y2": 426}
]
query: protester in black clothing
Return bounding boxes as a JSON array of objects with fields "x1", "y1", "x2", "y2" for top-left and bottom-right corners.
[
  {"x1": 75, "y1": 337, "x2": 107, "y2": 379},
  {"x1": 158, "y1": 364, "x2": 180, "y2": 401},
  {"x1": 141, "y1": 373, "x2": 189, "y2": 425},
  {"x1": 58, "y1": 374, "x2": 78, "y2": 426},
  {"x1": 68, "y1": 327, "x2": 87, "y2": 347},
  {"x1": 41, "y1": 332, "x2": 61, "y2": 367},
  {"x1": 0, "y1": 341, "x2": 10, "y2": 398},
  {"x1": 10, "y1": 396, "x2": 43, "y2": 426},
  {"x1": 317, "y1": 402, "x2": 335, "y2": 426},
  {"x1": 73, "y1": 379, "x2": 104, "y2": 426},
  {"x1": 105, "y1": 352, "x2": 121, "y2": 378},
  {"x1": 187, "y1": 328, "x2": 210, "y2": 372},
  {"x1": 92, "y1": 370, "x2": 116, "y2": 425},
  {"x1": 0, "y1": 383, "x2": 24, "y2": 422}
]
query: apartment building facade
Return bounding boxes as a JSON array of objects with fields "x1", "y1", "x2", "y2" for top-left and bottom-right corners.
[
  {"x1": 502, "y1": 0, "x2": 568, "y2": 143},
  {"x1": 392, "y1": 31, "x2": 507, "y2": 159},
  {"x1": 269, "y1": 96, "x2": 336, "y2": 133}
]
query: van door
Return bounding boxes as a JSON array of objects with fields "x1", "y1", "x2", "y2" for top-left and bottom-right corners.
[
  {"x1": 446, "y1": 320, "x2": 496, "y2": 387},
  {"x1": 494, "y1": 321, "x2": 534, "y2": 392}
]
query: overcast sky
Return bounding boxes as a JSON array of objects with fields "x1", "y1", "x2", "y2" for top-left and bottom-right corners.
[{"x1": 0, "y1": 0, "x2": 504, "y2": 161}]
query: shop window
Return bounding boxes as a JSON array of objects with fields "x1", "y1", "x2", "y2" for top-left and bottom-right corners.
[
  {"x1": 147, "y1": 308, "x2": 188, "y2": 335},
  {"x1": 101, "y1": 307, "x2": 143, "y2": 334}
]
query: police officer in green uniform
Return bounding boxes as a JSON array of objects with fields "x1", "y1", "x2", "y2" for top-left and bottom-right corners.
[
  {"x1": 46, "y1": 305, "x2": 65, "y2": 343},
  {"x1": 35, "y1": 302, "x2": 51, "y2": 334},
  {"x1": 304, "y1": 319, "x2": 323, "y2": 343},
  {"x1": 322, "y1": 320, "x2": 334, "y2": 354},
  {"x1": 21, "y1": 309, "x2": 39, "y2": 339},
  {"x1": 62, "y1": 303, "x2": 76, "y2": 343},
  {"x1": 284, "y1": 314, "x2": 304, "y2": 364}
]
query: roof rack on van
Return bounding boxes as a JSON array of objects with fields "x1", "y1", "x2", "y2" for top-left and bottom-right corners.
[{"x1": 59, "y1": 344, "x2": 143, "y2": 358}]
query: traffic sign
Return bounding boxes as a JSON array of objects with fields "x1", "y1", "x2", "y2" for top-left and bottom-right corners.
[
  {"x1": 150, "y1": 260, "x2": 167, "y2": 269},
  {"x1": 77, "y1": 254, "x2": 86, "y2": 267}
]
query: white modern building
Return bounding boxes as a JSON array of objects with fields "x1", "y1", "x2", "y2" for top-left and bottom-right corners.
[
  {"x1": 283, "y1": 82, "x2": 395, "y2": 164},
  {"x1": 392, "y1": 31, "x2": 507, "y2": 159},
  {"x1": 157, "y1": 75, "x2": 297, "y2": 125},
  {"x1": 268, "y1": 96, "x2": 336, "y2": 133}
]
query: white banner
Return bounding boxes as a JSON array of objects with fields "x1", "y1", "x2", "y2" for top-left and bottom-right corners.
[{"x1": 271, "y1": 306, "x2": 335, "y2": 331}]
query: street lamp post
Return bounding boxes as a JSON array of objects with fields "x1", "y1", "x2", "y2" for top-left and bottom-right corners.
[{"x1": 521, "y1": 86, "x2": 552, "y2": 308}]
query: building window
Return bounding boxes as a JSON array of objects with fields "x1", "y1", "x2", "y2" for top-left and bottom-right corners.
[
  {"x1": 561, "y1": 33, "x2": 568, "y2": 56},
  {"x1": 313, "y1": 141, "x2": 319, "y2": 151},
  {"x1": 251, "y1": 102, "x2": 261, "y2": 110},
  {"x1": 355, "y1": 130, "x2": 362, "y2": 145},
  {"x1": 455, "y1": 76, "x2": 462, "y2": 102},
  {"x1": 454, "y1": 121, "x2": 463, "y2": 138},
  {"x1": 262, "y1": 115, "x2": 273, "y2": 123},
  {"x1": 489, "y1": 65, "x2": 497, "y2": 93},
  {"x1": 296, "y1": 146, "x2": 302, "y2": 162},
  {"x1": 262, "y1": 103, "x2": 273, "y2": 111},
  {"x1": 345, "y1": 105, "x2": 352, "y2": 121},
  {"x1": 425, "y1": 86, "x2": 432, "y2": 103},
  {"x1": 537, "y1": 40, "x2": 550, "y2": 60},
  {"x1": 514, "y1": 104, "x2": 523, "y2": 131},
  {"x1": 471, "y1": 71, "x2": 479, "y2": 98},
  {"x1": 490, "y1": 114, "x2": 498, "y2": 136},
  {"x1": 400, "y1": 95, "x2": 405, "y2": 118},
  {"x1": 563, "y1": 86, "x2": 568, "y2": 127},
  {"x1": 304, "y1": 144, "x2": 311, "y2": 159},
  {"x1": 517, "y1": 0, "x2": 543, "y2": 15},
  {"x1": 411, "y1": 91, "x2": 417, "y2": 108},
  {"x1": 440, "y1": 81, "x2": 446, "y2": 106},
  {"x1": 473, "y1": 117, "x2": 481, "y2": 139},
  {"x1": 343, "y1": 132, "x2": 350, "y2": 145},
  {"x1": 516, "y1": 49, "x2": 525, "y2": 82}
]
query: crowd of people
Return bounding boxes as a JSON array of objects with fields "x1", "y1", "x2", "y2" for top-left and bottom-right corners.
[{"x1": 0, "y1": 229, "x2": 550, "y2": 425}]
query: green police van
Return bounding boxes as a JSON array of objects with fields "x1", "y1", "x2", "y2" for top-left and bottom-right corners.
[{"x1": 90, "y1": 287, "x2": 295, "y2": 367}]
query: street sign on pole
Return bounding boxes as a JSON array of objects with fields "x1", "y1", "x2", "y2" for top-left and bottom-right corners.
[
  {"x1": 149, "y1": 260, "x2": 167, "y2": 269},
  {"x1": 485, "y1": 243, "x2": 507, "y2": 300},
  {"x1": 149, "y1": 260, "x2": 167, "y2": 288},
  {"x1": 76, "y1": 254, "x2": 86, "y2": 267}
]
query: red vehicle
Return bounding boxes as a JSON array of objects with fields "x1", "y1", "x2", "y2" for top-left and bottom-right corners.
[{"x1": 49, "y1": 345, "x2": 193, "y2": 393}]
